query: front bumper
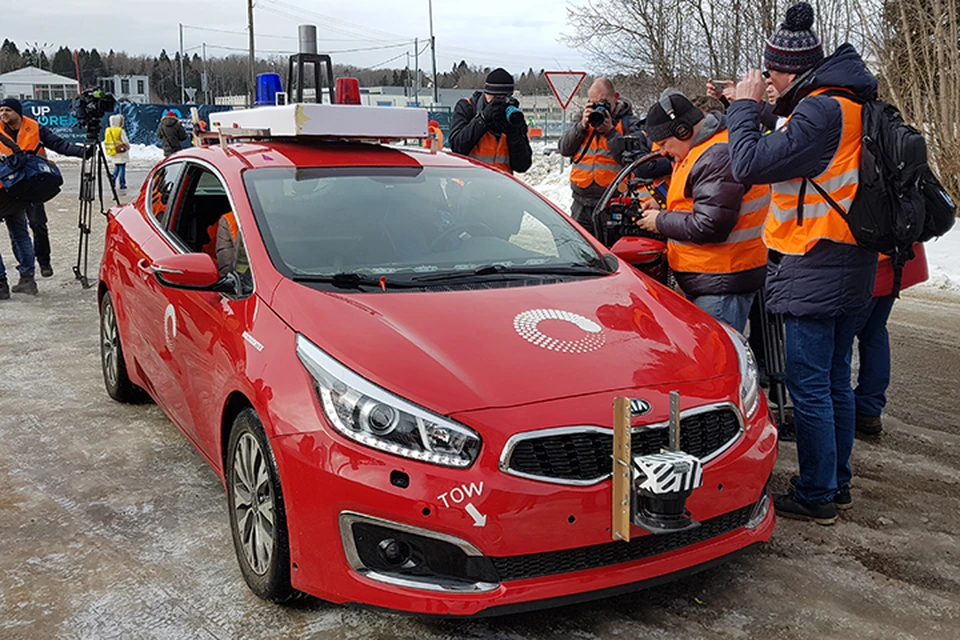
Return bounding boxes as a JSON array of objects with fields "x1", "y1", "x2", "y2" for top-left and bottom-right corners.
[{"x1": 271, "y1": 397, "x2": 777, "y2": 616}]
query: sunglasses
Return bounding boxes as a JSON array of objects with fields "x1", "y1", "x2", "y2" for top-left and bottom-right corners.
[{"x1": 762, "y1": 70, "x2": 771, "y2": 79}]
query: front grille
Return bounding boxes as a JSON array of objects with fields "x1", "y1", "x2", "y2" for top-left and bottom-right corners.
[
  {"x1": 505, "y1": 408, "x2": 741, "y2": 483},
  {"x1": 491, "y1": 505, "x2": 752, "y2": 582}
]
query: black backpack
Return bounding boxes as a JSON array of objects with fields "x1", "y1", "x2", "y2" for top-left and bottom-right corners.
[
  {"x1": 0, "y1": 131, "x2": 63, "y2": 205},
  {"x1": 805, "y1": 92, "x2": 955, "y2": 293}
]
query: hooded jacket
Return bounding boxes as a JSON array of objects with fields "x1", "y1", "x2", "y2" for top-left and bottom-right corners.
[
  {"x1": 104, "y1": 114, "x2": 130, "y2": 164},
  {"x1": 655, "y1": 113, "x2": 766, "y2": 296},
  {"x1": 726, "y1": 44, "x2": 879, "y2": 317},
  {"x1": 449, "y1": 91, "x2": 533, "y2": 174},
  {"x1": 157, "y1": 114, "x2": 187, "y2": 156}
]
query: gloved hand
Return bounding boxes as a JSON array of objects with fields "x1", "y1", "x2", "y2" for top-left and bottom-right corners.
[
  {"x1": 482, "y1": 98, "x2": 507, "y2": 133},
  {"x1": 504, "y1": 97, "x2": 525, "y2": 130}
]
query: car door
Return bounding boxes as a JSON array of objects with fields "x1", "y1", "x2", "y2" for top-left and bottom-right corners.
[
  {"x1": 154, "y1": 162, "x2": 256, "y2": 461},
  {"x1": 128, "y1": 162, "x2": 196, "y2": 430}
]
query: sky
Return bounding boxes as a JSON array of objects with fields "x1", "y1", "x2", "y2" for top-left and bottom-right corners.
[{"x1": 9, "y1": 0, "x2": 590, "y2": 75}]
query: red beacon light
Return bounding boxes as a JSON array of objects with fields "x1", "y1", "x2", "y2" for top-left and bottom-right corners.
[{"x1": 335, "y1": 77, "x2": 361, "y2": 105}]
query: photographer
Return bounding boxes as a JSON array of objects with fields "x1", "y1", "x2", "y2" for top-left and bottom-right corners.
[
  {"x1": 636, "y1": 90, "x2": 769, "y2": 332},
  {"x1": 449, "y1": 68, "x2": 532, "y2": 174},
  {"x1": 0, "y1": 98, "x2": 87, "y2": 294}
]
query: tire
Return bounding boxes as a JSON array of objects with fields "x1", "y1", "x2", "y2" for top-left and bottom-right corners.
[
  {"x1": 100, "y1": 291, "x2": 149, "y2": 403},
  {"x1": 226, "y1": 408, "x2": 298, "y2": 603}
]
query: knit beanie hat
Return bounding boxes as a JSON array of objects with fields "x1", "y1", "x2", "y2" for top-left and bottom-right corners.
[
  {"x1": 484, "y1": 68, "x2": 515, "y2": 95},
  {"x1": 0, "y1": 98, "x2": 23, "y2": 117},
  {"x1": 764, "y1": 2, "x2": 824, "y2": 74},
  {"x1": 644, "y1": 90, "x2": 704, "y2": 143}
]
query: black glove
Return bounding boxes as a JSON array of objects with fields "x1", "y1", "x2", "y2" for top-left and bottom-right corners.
[
  {"x1": 482, "y1": 98, "x2": 507, "y2": 133},
  {"x1": 504, "y1": 97, "x2": 525, "y2": 130}
]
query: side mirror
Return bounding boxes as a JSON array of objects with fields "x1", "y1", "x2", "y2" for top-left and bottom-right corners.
[
  {"x1": 151, "y1": 253, "x2": 236, "y2": 293},
  {"x1": 610, "y1": 236, "x2": 667, "y2": 266}
]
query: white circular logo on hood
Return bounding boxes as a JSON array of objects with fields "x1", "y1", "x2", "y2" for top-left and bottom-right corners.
[{"x1": 513, "y1": 309, "x2": 605, "y2": 354}]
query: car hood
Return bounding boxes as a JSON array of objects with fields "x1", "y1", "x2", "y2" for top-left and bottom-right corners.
[{"x1": 269, "y1": 270, "x2": 739, "y2": 416}]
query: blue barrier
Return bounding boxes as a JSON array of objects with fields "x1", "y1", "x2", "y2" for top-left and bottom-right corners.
[{"x1": 19, "y1": 100, "x2": 452, "y2": 149}]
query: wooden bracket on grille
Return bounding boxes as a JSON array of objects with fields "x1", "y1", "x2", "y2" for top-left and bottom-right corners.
[{"x1": 612, "y1": 397, "x2": 632, "y2": 543}]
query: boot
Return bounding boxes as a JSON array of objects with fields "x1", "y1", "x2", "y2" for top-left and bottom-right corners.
[
  {"x1": 11, "y1": 275, "x2": 38, "y2": 295},
  {"x1": 0, "y1": 280, "x2": 9, "y2": 300},
  {"x1": 774, "y1": 491, "x2": 837, "y2": 526},
  {"x1": 856, "y1": 414, "x2": 883, "y2": 436},
  {"x1": 40, "y1": 265, "x2": 54, "y2": 278}
]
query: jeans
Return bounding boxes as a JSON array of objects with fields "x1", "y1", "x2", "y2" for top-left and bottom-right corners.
[
  {"x1": 691, "y1": 292, "x2": 756, "y2": 333},
  {"x1": 784, "y1": 313, "x2": 861, "y2": 505},
  {"x1": 0, "y1": 209, "x2": 36, "y2": 281},
  {"x1": 571, "y1": 199, "x2": 599, "y2": 241},
  {"x1": 26, "y1": 203, "x2": 50, "y2": 269},
  {"x1": 854, "y1": 295, "x2": 896, "y2": 418},
  {"x1": 112, "y1": 163, "x2": 127, "y2": 189}
]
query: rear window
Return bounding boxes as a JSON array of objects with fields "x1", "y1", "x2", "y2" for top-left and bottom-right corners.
[{"x1": 243, "y1": 166, "x2": 601, "y2": 279}]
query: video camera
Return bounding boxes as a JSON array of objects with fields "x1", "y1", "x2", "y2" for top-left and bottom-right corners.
[
  {"x1": 588, "y1": 99, "x2": 612, "y2": 127},
  {"x1": 70, "y1": 89, "x2": 117, "y2": 140}
]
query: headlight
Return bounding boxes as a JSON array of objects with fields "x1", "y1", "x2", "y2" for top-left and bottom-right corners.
[
  {"x1": 296, "y1": 335, "x2": 481, "y2": 468},
  {"x1": 721, "y1": 325, "x2": 760, "y2": 419}
]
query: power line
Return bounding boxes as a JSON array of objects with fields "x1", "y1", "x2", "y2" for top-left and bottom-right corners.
[{"x1": 258, "y1": 0, "x2": 410, "y2": 42}]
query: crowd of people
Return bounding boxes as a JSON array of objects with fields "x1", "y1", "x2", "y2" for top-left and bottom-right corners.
[
  {"x1": 451, "y1": 2, "x2": 931, "y2": 527},
  {"x1": 0, "y1": 1, "x2": 937, "y2": 527}
]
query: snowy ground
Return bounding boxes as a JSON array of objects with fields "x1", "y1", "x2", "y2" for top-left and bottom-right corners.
[{"x1": 520, "y1": 156, "x2": 960, "y2": 296}]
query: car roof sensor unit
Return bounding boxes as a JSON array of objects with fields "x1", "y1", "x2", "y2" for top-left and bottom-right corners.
[{"x1": 209, "y1": 104, "x2": 429, "y2": 142}]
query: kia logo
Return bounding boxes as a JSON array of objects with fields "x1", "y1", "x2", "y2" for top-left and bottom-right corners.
[{"x1": 629, "y1": 398, "x2": 652, "y2": 417}]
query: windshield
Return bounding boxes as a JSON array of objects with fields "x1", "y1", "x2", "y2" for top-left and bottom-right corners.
[{"x1": 243, "y1": 166, "x2": 604, "y2": 284}]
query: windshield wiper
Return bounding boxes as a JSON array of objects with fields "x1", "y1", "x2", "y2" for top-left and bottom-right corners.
[
  {"x1": 411, "y1": 262, "x2": 611, "y2": 283},
  {"x1": 291, "y1": 272, "x2": 421, "y2": 290}
]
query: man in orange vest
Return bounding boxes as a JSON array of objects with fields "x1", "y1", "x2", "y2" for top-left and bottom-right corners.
[
  {"x1": 0, "y1": 98, "x2": 87, "y2": 297},
  {"x1": 727, "y1": 2, "x2": 879, "y2": 525},
  {"x1": 636, "y1": 90, "x2": 769, "y2": 333},
  {"x1": 559, "y1": 78, "x2": 651, "y2": 239},
  {"x1": 449, "y1": 68, "x2": 532, "y2": 175}
]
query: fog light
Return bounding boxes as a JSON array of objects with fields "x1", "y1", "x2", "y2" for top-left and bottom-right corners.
[
  {"x1": 378, "y1": 538, "x2": 411, "y2": 566},
  {"x1": 745, "y1": 482, "x2": 772, "y2": 530}
]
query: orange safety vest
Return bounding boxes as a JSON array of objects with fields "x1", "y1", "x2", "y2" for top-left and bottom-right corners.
[
  {"x1": 665, "y1": 129, "x2": 770, "y2": 275},
  {"x1": 202, "y1": 211, "x2": 238, "y2": 257},
  {"x1": 0, "y1": 117, "x2": 44, "y2": 191},
  {"x1": 570, "y1": 119, "x2": 626, "y2": 188},
  {"x1": 765, "y1": 88, "x2": 862, "y2": 255},
  {"x1": 464, "y1": 97, "x2": 512, "y2": 173}
]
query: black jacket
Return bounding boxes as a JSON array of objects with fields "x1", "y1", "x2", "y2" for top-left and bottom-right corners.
[
  {"x1": 655, "y1": 113, "x2": 764, "y2": 297},
  {"x1": 449, "y1": 91, "x2": 532, "y2": 173},
  {"x1": 726, "y1": 44, "x2": 879, "y2": 317},
  {"x1": 157, "y1": 116, "x2": 188, "y2": 156},
  {"x1": 558, "y1": 99, "x2": 643, "y2": 202}
]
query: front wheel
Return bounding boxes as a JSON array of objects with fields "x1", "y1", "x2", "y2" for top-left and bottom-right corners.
[
  {"x1": 226, "y1": 408, "x2": 298, "y2": 602},
  {"x1": 100, "y1": 291, "x2": 148, "y2": 403}
]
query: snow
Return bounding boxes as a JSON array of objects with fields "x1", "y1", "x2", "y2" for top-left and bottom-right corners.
[
  {"x1": 520, "y1": 154, "x2": 960, "y2": 295},
  {"x1": 917, "y1": 226, "x2": 960, "y2": 295},
  {"x1": 48, "y1": 143, "x2": 166, "y2": 168}
]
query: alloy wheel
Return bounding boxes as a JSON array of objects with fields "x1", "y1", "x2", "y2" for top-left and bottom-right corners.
[{"x1": 232, "y1": 432, "x2": 276, "y2": 575}]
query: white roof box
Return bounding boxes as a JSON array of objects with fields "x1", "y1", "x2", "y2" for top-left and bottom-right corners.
[{"x1": 209, "y1": 104, "x2": 428, "y2": 140}]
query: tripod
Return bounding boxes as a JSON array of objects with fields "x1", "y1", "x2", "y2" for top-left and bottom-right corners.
[{"x1": 74, "y1": 119, "x2": 119, "y2": 289}]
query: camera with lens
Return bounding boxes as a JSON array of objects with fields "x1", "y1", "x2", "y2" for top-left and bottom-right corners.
[
  {"x1": 588, "y1": 99, "x2": 612, "y2": 127},
  {"x1": 503, "y1": 97, "x2": 524, "y2": 127},
  {"x1": 71, "y1": 89, "x2": 117, "y2": 141}
]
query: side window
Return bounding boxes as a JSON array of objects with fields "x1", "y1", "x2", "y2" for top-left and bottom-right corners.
[{"x1": 149, "y1": 164, "x2": 182, "y2": 222}]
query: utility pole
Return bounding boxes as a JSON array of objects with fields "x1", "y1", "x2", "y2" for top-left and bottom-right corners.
[
  {"x1": 247, "y1": 0, "x2": 256, "y2": 107},
  {"x1": 202, "y1": 42, "x2": 208, "y2": 104},
  {"x1": 414, "y1": 37, "x2": 419, "y2": 105},
  {"x1": 428, "y1": 0, "x2": 438, "y2": 104},
  {"x1": 179, "y1": 23, "x2": 186, "y2": 104},
  {"x1": 405, "y1": 52, "x2": 410, "y2": 98}
]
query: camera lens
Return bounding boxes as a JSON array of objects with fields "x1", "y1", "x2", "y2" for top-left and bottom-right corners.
[
  {"x1": 504, "y1": 105, "x2": 524, "y2": 127},
  {"x1": 588, "y1": 106, "x2": 608, "y2": 127}
]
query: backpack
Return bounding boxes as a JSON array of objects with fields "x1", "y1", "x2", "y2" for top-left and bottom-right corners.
[
  {"x1": 0, "y1": 132, "x2": 63, "y2": 204},
  {"x1": 806, "y1": 92, "x2": 955, "y2": 294}
]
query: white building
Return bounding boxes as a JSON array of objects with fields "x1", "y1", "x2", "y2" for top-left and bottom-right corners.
[
  {"x1": 0, "y1": 66, "x2": 79, "y2": 100},
  {"x1": 98, "y1": 74, "x2": 150, "y2": 104}
]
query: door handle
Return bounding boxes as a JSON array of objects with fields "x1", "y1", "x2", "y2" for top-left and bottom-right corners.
[{"x1": 137, "y1": 259, "x2": 153, "y2": 278}]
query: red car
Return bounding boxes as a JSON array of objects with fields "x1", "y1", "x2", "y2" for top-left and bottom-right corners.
[{"x1": 98, "y1": 113, "x2": 776, "y2": 616}]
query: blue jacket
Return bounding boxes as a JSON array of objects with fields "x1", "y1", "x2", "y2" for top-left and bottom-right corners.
[
  {"x1": 726, "y1": 44, "x2": 878, "y2": 318},
  {"x1": 39, "y1": 125, "x2": 85, "y2": 158}
]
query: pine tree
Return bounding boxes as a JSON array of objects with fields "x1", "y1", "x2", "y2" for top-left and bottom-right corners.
[{"x1": 51, "y1": 47, "x2": 74, "y2": 78}]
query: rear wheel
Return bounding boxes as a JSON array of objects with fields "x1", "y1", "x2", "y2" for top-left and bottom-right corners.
[
  {"x1": 226, "y1": 408, "x2": 298, "y2": 602},
  {"x1": 100, "y1": 291, "x2": 149, "y2": 403}
]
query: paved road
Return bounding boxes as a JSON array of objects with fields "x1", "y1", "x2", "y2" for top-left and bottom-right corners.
[{"x1": 1, "y1": 173, "x2": 958, "y2": 639}]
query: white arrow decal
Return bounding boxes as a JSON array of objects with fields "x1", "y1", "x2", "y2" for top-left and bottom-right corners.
[{"x1": 465, "y1": 503, "x2": 487, "y2": 527}]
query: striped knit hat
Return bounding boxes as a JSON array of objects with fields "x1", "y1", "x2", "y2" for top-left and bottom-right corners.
[{"x1": 764, "y1": 2, "x2": 824, "y2": 74}]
